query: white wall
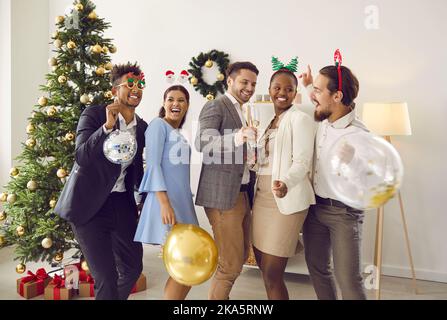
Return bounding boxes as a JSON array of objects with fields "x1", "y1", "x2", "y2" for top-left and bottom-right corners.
[
  {"x1": 0, "y1": 0, "x2": 12, "y2": 189},
  {"x1": 1, "y1": 0, "x2": 440, "y2": 282}
]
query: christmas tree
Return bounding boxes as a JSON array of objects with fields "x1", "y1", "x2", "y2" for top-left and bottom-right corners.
[{"x1": 0, "y1": 0, "x2": 116, "y2": 274}]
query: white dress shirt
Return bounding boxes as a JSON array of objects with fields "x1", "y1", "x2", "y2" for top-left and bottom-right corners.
[
  {"x1": 225, "y1": 92, "x2": 250, "y2": 185},
  {"x1": 313, "y1": 110, "x2": 368, "y2": 200},
  {"x1": 103, "y1": 113, "x2": 138, "y2": 193}
]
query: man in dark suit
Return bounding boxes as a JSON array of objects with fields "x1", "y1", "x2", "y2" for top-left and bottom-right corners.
[
  {"x1": 55, "y1": 63, "x2": 148, "y2": 300},
  {"x1": 195, "y1": 62, "x2": 259, "y2": 300}
]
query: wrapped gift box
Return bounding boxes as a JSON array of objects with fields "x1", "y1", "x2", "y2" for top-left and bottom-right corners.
[
  {"x1": 17, "y1": 268, "x2": 52, "y2": 299},
  {"x1": 78, "y1": 275, "x2": 95, "y2": 298},
  {"x1": 44, "y1": 275, "x2": 75, "y2": 300}
]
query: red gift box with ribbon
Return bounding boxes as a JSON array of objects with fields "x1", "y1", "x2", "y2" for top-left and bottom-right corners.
[
  {"x1": 16, "y1": 268, "x2": 52, "y2": 299},
  {"x1": 78, "y1": 275, "x2": 95, "y2": 298},
  {"x1": 44, "y1": 274, "x2": 75, "y2": 300},
  {"x1": 64, "y1": 262, "x2": 90, "y2": 282}
]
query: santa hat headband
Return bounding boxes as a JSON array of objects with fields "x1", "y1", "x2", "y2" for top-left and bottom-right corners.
[
  {"x1": 165, "y1": 69, "x2": 189, "y2": 84},
  {"x1": 334, "y1": 49, "x2": 343, "y2": 92}
]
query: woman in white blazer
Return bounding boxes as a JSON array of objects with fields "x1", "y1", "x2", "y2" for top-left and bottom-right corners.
[{"x1": 251, "y1": 68, "x2": 316, "y2": 300}]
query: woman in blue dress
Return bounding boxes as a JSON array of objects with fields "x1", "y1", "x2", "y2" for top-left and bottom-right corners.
[{"x1": 134, "y1": 85, "x2": 198, "y2": 299}]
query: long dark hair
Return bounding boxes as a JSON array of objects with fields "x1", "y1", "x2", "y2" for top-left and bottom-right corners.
[{"x1": 158, "y1": 85, "x2": 190, "y2": 129}]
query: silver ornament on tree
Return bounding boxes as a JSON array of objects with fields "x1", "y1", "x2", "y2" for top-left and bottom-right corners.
[
  {"x1": 103, "y1": 130, "x2": 137, "y2": 164},
  {"x1": 41, "y1": 237, "x2": 53, "y2": 249}
]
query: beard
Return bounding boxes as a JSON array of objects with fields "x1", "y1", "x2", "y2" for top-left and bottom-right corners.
[{"x1": 314, "y1": 108, "x2": 331, "y2": 122}]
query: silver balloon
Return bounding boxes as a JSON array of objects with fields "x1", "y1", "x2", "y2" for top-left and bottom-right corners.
[{"x1": 103, "y1": 130, "x2": 137, "y2": 164}]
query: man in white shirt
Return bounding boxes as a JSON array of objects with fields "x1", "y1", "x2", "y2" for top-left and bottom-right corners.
[{"x1": 300, "y1": 64, "x2": 368, "y2": 300}]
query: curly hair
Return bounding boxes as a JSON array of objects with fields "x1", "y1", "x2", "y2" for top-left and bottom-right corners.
[{"x1": 110, "y1": 62, "x2": 143, "y2": 86}]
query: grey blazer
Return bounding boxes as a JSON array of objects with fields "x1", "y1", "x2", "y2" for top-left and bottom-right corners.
[{"x1": 195, "y1": 95, "x2": 255, "y2": 211}]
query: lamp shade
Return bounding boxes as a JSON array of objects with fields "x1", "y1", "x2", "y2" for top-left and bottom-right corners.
[{"x1": 362, "y1": 102, "x2": 412, "y2": 136}]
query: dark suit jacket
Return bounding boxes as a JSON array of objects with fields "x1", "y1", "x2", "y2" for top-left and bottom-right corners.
[{"x1": 54, "y1": 104, "x2": 148, "y2": 226}]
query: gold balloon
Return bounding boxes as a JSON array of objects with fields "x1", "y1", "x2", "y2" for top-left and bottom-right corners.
[
  {"x1": 16, "y1": 263, "x2": 26, "y2": 274},
  {"x1": 205, "y1": 59, "x2": 214, "y2": 68},
  {"x1": 0, "y1": 211, "x2": 6, "y2": 221},
  {"x1": 190, "y1": 77, "x2": 198, "y2": 86},
  {"x1": 81, "y1": 260, "x2": 89, "y2": 271},
  {"x1": 57, "y1": 168, "x2": 67, "y2": 178},
  {"x1": 10, "y1": 167, "x2": 19, "y2": 177},
  {"x1": 163, "y1": 224, "x2": 218, "y2": 286},
  {"x1": 88, "y1": 11, "x2": 97, "y2": 20},
  {"x1": 54, "y1": 252, "x2": 64, "y2": 262},
  {"x1": 17, "y1": 226, "x2": 25, "y2": 236},
  {"x1": 206, "y1": 93, "x2": 215, "y2": 101},
  {"x1": 217, "y1": 73, "x2": 225, "y2": 81}
]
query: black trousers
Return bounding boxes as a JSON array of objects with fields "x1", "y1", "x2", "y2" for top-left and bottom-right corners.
[{"x1": 71, "y1": 192, "x2": 143, "y2": 300}]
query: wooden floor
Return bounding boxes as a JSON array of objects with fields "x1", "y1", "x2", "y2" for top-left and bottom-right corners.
[{"x1": 1, "y1": 245, "x2": 446, "y2": 300}]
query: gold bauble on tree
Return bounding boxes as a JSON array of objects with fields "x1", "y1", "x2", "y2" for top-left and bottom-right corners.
[
  {"x1": 190, "y1": 77, "x2": 198, "y2": 86},
  {"x1": 0, "y1": 193, "x2": 7, "y2": 202},
  {"x1": 67, "y1": 41, "x2": 76, "y2": 49},
  {"x1": 109, "y1": 45, "x2": 117, "y2": 54},
  {"x1": 0, "y1": 211, "x2": 6, "y2": 221},
  {"x1": 48, "y1": 57, "x2": 57, "y2": 67},
  {"x1": 55, "y1": 16, "x2": 65, "y2": 24},
  {"x1": 16, "y1": 226, "x2": 25, "y2": 237},
  {"x1": 10, "y1": 167, "x2": 19, "y2": 177},
  {"x1": 102, "y1": 46, "x2": 109, "y2": 54},
  {"x1": 88, "y1": 11, "x2": 97, "y2": 20},
  {"x1": 58, "y1": 75, "x2": 67, "y2": 84},
  {"x1": 54, "y1": 252, "x2": 64, "y2": 262},
  {"x1": 41, "y1": 238, "x2": 53, "y2": 249},
  {"x1": 47, "y1": 106, "x2": 57, "y2": 117},
  {"x1": 104, "y1": 91, "x2": 113, "y2": 99},
  {"x1": 0, "y1": 235, "x2": 5, "y2": 246},
  {"x1": 217, "y1": 73, "x2": 225, "y2": 81},
  {"x1": 26, "y1": 138, "x2": 36, "y2": 148},
  {"x1": 80, "y1": 93, "x2": 91, "y2": 104},
  {"x1": 38, "y1": 96, "x2": 48, "y2": 107},
  {"x1": 92, "y1": 44, "x2": 103, "y2": 54},
  {"x1": 26, "y1": 124, "x2": 35, "y2": 134},
  {"x1": 205, "y1": 59, "x2": 214, "y2": 68},
  {"x1": 52, "y1": 31, "x2": 59, "y2": 39},
  {"x1": 49, "y1": 199, "x2": 57, "y2": 208},
  {"x1": 16, "y1": 263, "x2": 26, "y2": 274},
  {"x1": 57, "y1": 168, "x2": 67, "y2": 178},
  {"x1": 54, "y1": 39, "x2": 62, "y2": 49},
  {"x1": 81, "y1": 260, "x2": 89, "y2": 271},
  {"x1": 206, "y1": 93, "x2": 215, "y2": 101},
  {"x1": 65, "y1": 132, "x2": 75, "y2": 141},
  {"x1": 105, "y1": 62, "x2": 114, "y2": 71},
  {"x1": 75, "y1": 3, "x2": 84, "y2": 11},
  {"x1": 27, "y1": 180, "x2": 38, "y2": 191},
  {"x1": 96, "y1": 67, "x2": 106, "y2": 76}
]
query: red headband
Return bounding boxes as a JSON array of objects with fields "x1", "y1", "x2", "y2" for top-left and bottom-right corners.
[{"x1": 334, "y1": 49, "x2": 343, "y2": 92}]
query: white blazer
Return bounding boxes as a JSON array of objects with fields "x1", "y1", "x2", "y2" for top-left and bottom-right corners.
[{"x1": 269, "y1": 105, "x2": 316, "y2": 215}]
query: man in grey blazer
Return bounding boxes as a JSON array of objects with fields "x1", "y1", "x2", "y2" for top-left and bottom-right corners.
[{"x1": 195, "y1": 62, "x2": 259, "y2": 300}]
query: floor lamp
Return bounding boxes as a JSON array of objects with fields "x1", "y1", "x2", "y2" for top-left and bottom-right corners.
[{"x1": 363, "y1": 102, "x2": 417, "y2": 300}]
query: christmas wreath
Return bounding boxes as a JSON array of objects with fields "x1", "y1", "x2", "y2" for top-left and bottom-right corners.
[{"x1": 188, "y1": 49, "x2": 230, "y2": 100}]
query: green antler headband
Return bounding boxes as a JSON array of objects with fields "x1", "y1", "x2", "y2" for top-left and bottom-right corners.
[{"x1": 271, "y1": 56, "x2": 299, "y2": 73}]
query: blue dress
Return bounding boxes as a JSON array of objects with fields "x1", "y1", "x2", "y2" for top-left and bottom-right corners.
[{"x1": 134, "y1": 118, "x2": 198, "y2": 245}]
